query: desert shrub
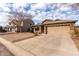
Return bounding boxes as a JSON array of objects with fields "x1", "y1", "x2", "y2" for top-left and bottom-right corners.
[
  {"x1": 74, "y1": 28, "x2": 79, "y2": 37},
  {"x1": 34, "y1": 31, "x2": 39, "y2": 36},
  {"x1": 0, "y1": 26, "x2": 7, "y2": 32},
  {"x1": 0, "y1": 26, "x2": 3, "y2": 32}
]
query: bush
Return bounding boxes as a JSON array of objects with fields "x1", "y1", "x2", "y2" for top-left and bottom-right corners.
[
  {"x1": 74, "y1": 28, "x2": 79, "y2": 37},
  {"x1": 0, "y1": 26, "x2": 3, "y2": 32},
  {"x1": 1, "y1": 30, "x2": 7, "y2": 32},
  {"x1": 34, "y1": 31, "x2": 39, "y2": 36}
]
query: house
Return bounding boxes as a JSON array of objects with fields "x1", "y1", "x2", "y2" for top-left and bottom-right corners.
[
  {"x1": 5, "y1": 19, "x2": 34, "y2": 32},
  {"x1": 32, "y1": 19, "x2": 77, "y2": 36}
]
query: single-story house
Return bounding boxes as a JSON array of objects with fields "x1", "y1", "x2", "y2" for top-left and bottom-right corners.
[{"x1": 32, "y1": 19, "x2": 77, "y2": 36}]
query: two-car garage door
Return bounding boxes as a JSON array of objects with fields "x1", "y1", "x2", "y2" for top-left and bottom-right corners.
[{"x1": 47, "y1": 26, "x2": 71, "y2": 35}]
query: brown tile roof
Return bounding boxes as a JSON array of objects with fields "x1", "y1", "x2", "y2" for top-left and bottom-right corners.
[{"x1": 42, "y1": 19, "x2": 77, "y2": 25}]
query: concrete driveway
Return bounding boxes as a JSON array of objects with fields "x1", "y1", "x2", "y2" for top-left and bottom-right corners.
[
  {"x1": 0, "y1": 32, "x2": 79, "y2": 56},
  {"x1": 14, "y1": 33, "x2": 79, "y2": 56}
]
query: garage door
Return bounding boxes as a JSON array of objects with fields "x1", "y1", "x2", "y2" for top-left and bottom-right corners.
[{"x1": 47, "y1": 26, "x2": 71, "y2": 35}]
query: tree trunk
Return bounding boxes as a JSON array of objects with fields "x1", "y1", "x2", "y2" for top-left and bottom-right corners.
[{"x1": 16, "y1": 26, "x2": 21, "y2": 32}]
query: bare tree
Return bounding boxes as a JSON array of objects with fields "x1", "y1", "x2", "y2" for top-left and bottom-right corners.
[{"x1": 6, "y1": 3, "x2": 34, "y2": 32}]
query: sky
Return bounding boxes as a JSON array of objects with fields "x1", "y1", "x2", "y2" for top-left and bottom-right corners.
[{"x1": 0, "y1": 0, "x2": 79, "y2": 26}]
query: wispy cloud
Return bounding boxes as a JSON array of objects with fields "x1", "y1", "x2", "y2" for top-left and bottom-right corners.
[{"x1": 0, "y1": 3, "x2": 79, "y2": 26}]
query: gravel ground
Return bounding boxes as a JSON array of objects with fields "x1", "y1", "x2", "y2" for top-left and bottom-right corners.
[
  {"x1": 0, "y1": 32, "x2": 35, "y2": 56},
  {"x1": 0, "y1": 32, "x2": 35, "y2": 42},
  {"x1": 72, "y1": 36, "x2": 79, "y2": 50}
]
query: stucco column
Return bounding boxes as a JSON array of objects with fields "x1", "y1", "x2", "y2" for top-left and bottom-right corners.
[
  {"x1": 8, "y1": 28, "x2": 10, "y2": 32},
  {"x1": 33, "y1": 28, "x2": 35, "y2": 33},
  {"x1": 39, "y1": 26, "x2": 41, "y2": 33},
  {"x1": 70, "y1": 23, "x2": 75, "y2": 37},
  {"x1": 44, "y1": 26, "x2": 48, "y2": 34},
  {"x1": 7, "y1": 28, "x2": 9, "y2": 32},
  {"x1": 10, "y1": 28, "x2": 12, "y2": 32}
]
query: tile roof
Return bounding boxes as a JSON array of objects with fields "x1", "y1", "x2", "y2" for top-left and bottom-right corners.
[{"x1": 42, "y1": 19, "x2": 77, "y2": 25}]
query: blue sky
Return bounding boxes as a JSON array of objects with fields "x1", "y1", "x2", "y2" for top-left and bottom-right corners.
[{"x1": 0, "y1": 2, "x2": 79, "y2": 26}]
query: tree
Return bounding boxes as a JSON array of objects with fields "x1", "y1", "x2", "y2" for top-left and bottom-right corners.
[
  {"x1": 10, "y1": 11, "x2": 33, "y2": 32},
  {"x1": 0, "y1": 26, "x2": 3, "y2": 32},
  {"x1": 7, "y1": 3, "x2": 34, "y2": 32}
]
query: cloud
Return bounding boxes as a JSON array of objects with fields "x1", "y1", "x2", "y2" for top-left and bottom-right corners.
[
  {"x1": 0, "y1": 3, "x2": 79, "y2": 26},
  {"x1": 31, "y1": 3, "x2": 79, "y2": 25},
  {"x1": 0, "y1": 14, "x2": 9, "y2": 26}
]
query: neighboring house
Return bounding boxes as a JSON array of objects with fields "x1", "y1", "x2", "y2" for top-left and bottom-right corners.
[
  {"x1": 32, "y1": 19, "x2": 77, "y2": 36},
  {"x1": 5, "y1": 19, "x2": 34, "y2": 32}
]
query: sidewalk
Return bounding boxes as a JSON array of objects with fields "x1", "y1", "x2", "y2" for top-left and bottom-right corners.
[{"x1": 0, "y1": 37, "x2": 33, "y2": 56}]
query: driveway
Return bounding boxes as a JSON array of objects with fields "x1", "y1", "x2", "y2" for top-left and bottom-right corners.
[
  {"x1": 14, "y1": 33, "x2": 79, "y2": 56},
  {"x1": 0, "y1": 32, "x2": 79, "y2": 56}
]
